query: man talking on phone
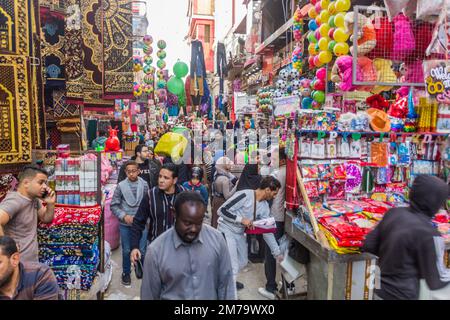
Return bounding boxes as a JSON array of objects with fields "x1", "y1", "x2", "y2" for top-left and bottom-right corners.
[{"x1": 0, "y1": 165, "x2": 56, "y2": 263}]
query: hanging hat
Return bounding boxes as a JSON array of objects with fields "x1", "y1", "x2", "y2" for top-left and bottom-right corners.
[{"x1": 367, "y1": 108, "x2": 391, "y2": 132}]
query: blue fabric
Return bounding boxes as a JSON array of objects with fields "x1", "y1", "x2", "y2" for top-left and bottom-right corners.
[
  {"x1": 190, "y1": 40, "x2": 207, "y2": 78},
  {"x1": 120, "y1": 224, "x2": 148, "y2": 275}
]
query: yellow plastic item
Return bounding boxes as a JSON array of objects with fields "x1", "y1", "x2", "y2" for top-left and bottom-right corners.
[{"x1": 154, "y1": 132, "x2": 188, "y2": 161}]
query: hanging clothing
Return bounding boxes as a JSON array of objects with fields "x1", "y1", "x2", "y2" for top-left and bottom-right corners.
[
  {"x1": 87, "y1": 119, "x2": 98, "y2": 147},
  {"x1": 285, "y1": 140, "x2": 300, "y2": 210},
  {"x1": 216, "y1": 42, "x2": 228, "y2": 95}
]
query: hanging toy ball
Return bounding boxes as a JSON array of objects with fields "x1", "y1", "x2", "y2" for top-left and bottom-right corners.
[
  {"x1": 143, "y1": 65, "x2": 155, "y2": 75},
  {"x1": 143, "y1": 35, "x2": 153, "y2": 45},
  {"x1": 157, "y1": 40, "x2": 167, "y2": 50},
  {"x1": 157, "y1": 50, "x2": 167, "y2": 59},
  {"x1": 279, "y1": 69, "x2": 290, "y2": 80},
  {"x1": 157, "y1": 79, "x2": 167, "y2": 89},
  {"x1": 157, "y1": 70, "x2": 165, "y2": 79},
  {"x1": 144, "y1": 55, "x2": 153, "y2": 65},
  {"x1": 143, "y1": 74, "x2": 154, "y2": 85},
  {"x1": 157, "y1": 59, "x2": 166, "y2": 70},
  {"x1": 143, "y1": 44, "x2": 153, "y2": 55}
]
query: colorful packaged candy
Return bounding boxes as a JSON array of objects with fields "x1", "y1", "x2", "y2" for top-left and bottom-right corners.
[
  {"x1": 345, "y1": 213, "x2": 376, "y2": 232},
  {"x1": 318, "y1": 181, "x2": 330, "y2": 194},
  {"x1": 397, "y1": 142, "x2": 411, "y2": 166},
  {"x1": 301, "y1": 165, "x2": 319, "y2": 179},
  {"x1": 304, "y1": 181, "x2": 319, "y2": 198},
  {"x1": 318, "y1": 164, "x2": 332, "y2": 180},
  {"x1": 345, "y1": 163, "x2": 362, "y2": 194},
  {"x1": 386, "y1": 182, "x2": 407, "y2": 194},
  {"x1": 311, "y1": 202, "x2": 340, "y2": 218},
  {"x1": 325, "y1": 200, "x2": 363, "y2": 214},
  {"x1": 332, "y1": 163, "x2": 347, "y2": 180}
]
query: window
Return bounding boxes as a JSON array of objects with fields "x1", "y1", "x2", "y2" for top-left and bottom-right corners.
[{"x1": 204, "y1": 25, "x2": 210, "y2": 43}]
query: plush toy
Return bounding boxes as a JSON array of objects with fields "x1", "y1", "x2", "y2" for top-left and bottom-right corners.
[
  {"x1": 366, "y1": 94, "x2": 390, "y2": 111},
  {"x1": 357, "y1": 56, "x2": 377, "y2": 91},
  {"x1": 368, "y1": 16, "x2": 394, "y2": 59},
  {"x1": 372, "y1": 58, "x2": 397, "y2": 94},
  {"x1": 392, "y1": 13, "x2": 415, "y2": 61},
  {"x1": 344, "y1": 12, "x2": 377, "y2": 56},
  {"x1": 331, "y1": 55, "x2": 363, "y2": 91}
]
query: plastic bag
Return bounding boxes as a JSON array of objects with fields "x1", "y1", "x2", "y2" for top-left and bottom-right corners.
[
  {"x1": 154, "y1": 132, "x2": 188, "y2": 161},
  {"x1": 417, "y1": 0, "x2": 450, "y2": 21}
]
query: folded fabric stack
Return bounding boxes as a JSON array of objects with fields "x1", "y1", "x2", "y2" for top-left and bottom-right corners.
[{"x1": 38, "y1": 205, "x2": 101, "y2": 291}]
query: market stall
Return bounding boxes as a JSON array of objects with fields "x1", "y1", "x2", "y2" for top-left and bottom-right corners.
[{"x1": 277, "y1": 0, "x2": 450, "y2": 300}]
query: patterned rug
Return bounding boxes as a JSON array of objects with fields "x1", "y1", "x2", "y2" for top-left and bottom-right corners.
[
  {"x1": 81, "y1": 0, "x2": 114, "y2": 110},
  {"x1": 53, "y1": 90, "x2": 81, "y2": 120},
  {"x1": 0, "y1": 55, "x2": 32, "y2": 164},
  {"x1": 102, "y1": 0, "x2": 133, "y2": 99},
  {"x1": 65, "y1": 0, "x2": 85, "y2": 104}
]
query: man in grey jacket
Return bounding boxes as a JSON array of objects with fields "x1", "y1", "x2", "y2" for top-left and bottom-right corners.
[
  {"x1": 111, "y1": 160, "x2": 149, "y2": 287},
  {"x1": 217, "y1": 176, "x2": 284, "y2": 295}
]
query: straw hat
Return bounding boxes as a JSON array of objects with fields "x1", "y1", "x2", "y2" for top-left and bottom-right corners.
[{"x1": 367, "y1": 108, "x2": 391, "y2": 132}]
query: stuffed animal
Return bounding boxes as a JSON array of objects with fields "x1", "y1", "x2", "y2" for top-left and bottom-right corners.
[
  {"x1": 331, "y1": 55, "x2": 363, "y2": 92},
  {"x1": 368, "y1": 16, "x2": 394, "y2": 59},
  {"x1": 372, "y1": 58, "x2": 398, "y2": 94},
  {"x1": 357, "y1": 56, "x2": 377, "y2": 91},
  {"x1": 344, "y1": 12, "x2": 377, "y2": 56},
  {"x1": 392, "y1": 13, "x2": 415, "y2": 61}
]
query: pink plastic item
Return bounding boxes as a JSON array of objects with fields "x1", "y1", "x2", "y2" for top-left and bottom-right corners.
[{"x1": 392, "y1": 14, "x2": 415, "y2": 60}]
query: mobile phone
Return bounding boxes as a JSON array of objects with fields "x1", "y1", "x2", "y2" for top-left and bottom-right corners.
[{"x1": 41, "y1": 190, "x2": 49, "y2": 199}]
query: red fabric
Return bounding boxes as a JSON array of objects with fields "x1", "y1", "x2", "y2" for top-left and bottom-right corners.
[
  {"x1": 285, "y1": 139, "x2": 299, "y2": 210},
  {"x1": 245, "y1": 227, "x2": 277, "y2": 235},
  {"x1": 39, "y1": 204, "x2": 101, "y2": 228},
  {"x1": 368, "y1": 17, "x2": 394, "y2": 59}
]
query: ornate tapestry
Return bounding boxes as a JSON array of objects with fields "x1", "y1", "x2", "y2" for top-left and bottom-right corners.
[
  {"x1": 39, "y1": 5, "x2": 66, "y2": 86},
  {"x1": 65, "y1": 0, "x2": 84, "y2": 103},
  {"x1": 81, "y1": 0, "x2": 113, "y2": 110},
  {"x1": 0, "y1": 0, "x2": 30, "y2": 56},
  {"x1": 0, "y1": 55, "x2": 32, "y2": 164},
  {"x1": 53, "y1": 89, "x2": 81, "y2": 119},
  {"x1": 102, "y1": 0, "x2": 133, "y2": 99}
]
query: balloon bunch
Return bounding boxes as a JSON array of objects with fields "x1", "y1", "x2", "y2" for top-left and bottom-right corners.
[
  {"x1": 292, "y1": 7, "x2": 305, "y2": 72},
  {"x1": 306, "y1": 0, "x2": 351, "y2": 68},
  {"x1": 300, "y1": 68, "x2": 327, "y2": 109},
  {"x1": 257, "y1": 88, "x2": 273, "y2": 114},
  {"x1": 142, "y1": 35, "x2": 155, "y2": 95}
]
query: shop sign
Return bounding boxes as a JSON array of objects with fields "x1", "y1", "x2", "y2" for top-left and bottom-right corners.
[
  {"x1": 234, "y1": 92, "x2": 257, "y2": 114},
  {"x1": 273, "y1": 95, "x2": 300, "y2": 116},
  {"x1": 423, "y1": 60, "x2": 450, "y2": 104}
]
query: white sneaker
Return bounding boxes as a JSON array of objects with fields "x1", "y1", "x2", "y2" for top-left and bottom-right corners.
[{"x1": 258, "y1": 287, "x2": 276, "y2": 300}]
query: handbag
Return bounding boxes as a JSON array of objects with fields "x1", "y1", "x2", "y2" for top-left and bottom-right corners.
[
  {"x1": 134, "y1": 258, "x2": 143, "y2": 280},
  {"x1": 245, "y1": 191, "x2": 277, "y2": 235}
]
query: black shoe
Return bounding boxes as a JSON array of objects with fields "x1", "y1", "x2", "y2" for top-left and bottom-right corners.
[
  {"x1": 122, "y1": 273, "x2": 131, "y2": 286},
  {"x1": 236, "y1": 281, "x2": 244, "y2": 290}
]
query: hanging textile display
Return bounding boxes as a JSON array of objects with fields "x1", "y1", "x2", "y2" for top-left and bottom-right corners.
[
  {"x1": 81, "y1": 0, "x2": 113, "y2": 110},
  {"x1": 0, "y1": 55, "x2": 33, "y2": 164},
  {"x1": 53, "y1": 90, "x2": 81, "y2": 120},
  {"x1": 102, "y1": 0, "x2": 134, "y2": 99},
  {"x1": 65, "y1": 0, "x2": 85, "y2": 104}
]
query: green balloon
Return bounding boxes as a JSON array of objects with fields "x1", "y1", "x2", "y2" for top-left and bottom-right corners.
[
  {"x1": 167, "y1": 77, "x2": 184, "y2": 95},
  {"x1": 328, "y1": 16, "x2": 336, "y2": 28},
  {"x1": 307, "y1": 31, "x2": 317, "y2": 43},
  {"x1": 328, "y1": 40, "x2": 337, "y2": 52},
  {"x1": 173, "y1": 61, "x2": 189, "y2": 78},
  {"x1": 313, "y1": 90, "x2": 325, "y2": 103}
]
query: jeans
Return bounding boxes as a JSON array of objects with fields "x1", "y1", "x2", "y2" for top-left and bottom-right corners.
[
  {"x1": 120, "y1": 224, "x2": 148, "y2": 275},
  {"x1": 264, "y1": 221, "x2": 293, "y2": 292}
]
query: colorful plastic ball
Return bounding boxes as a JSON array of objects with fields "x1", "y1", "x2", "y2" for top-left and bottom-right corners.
[
  {"x1": 333, "y1": 27, "x2": 349, "y2": 42},
  {"x1": 328, "y1": 40, "x2": 337, "y2": 52},
  {"x1": 302, "y1": 97, "x2": 313, "y2": 109},
  {"x1": 321, "y1": 0, "x2": 330, "y2": 9},
  {"x1": 319, "y1": 10, "x2": 330, "y2": 23},
  {"x1": 157, "y1": 50, "x2": 166, "y2": 59},
  {"x1": 328, "y1": 1, "x2": 337, "y2": 14},
  {"x1": 335, "y1": 0, "x2": 351, "y2": 12},
  {"x1": 157, "y1": 70, "x2": 165, "y2": 79},
  {"x1": 333, "y1": 42, "x2": 349, "y2": 56},
  {"x1": 157, "y1": 59, "x2": 166, "y2": 69},
  {"x1": 334, "y1": 12, "x2": 345, "y2": 28},
  {"x1": 307, "y1": 31, "x2": 317, "y2": 43},
  {"x1": 313, "y1": 90, "x2": 325, "y2": 103},
  {"x1": 308, "y1": 7, "x2": 318, "y2": 18},
  {"x1": 157, "y1": 40, "x2": 167, "y2": 49},
  {"x1": 133, "y1": 64, "x2": 143, "y2": 72},
  {"x1": 143, "y1": 44, "x2": 153, "y2": 55},
  {"x1": 328, "y1": 16, "x2": 336, "y2": 28},
  {"x1": 143, "y1": 65, "x2": 152, "y2": 74},
  {"x1": 308, "y1": 20, "x2": 318, "y2": 31},
  {"x1": 157, "y1": 79, "x2": 166, "y2": 89},
  {"x1": 318, "y1": 50, "x2": 332, "y2": 64},
  {"x1": 319, "y1": 23, "x2": 330, "y2": 37},
  {"x1": 316, "y1": 67, "x2": 327, "y2": 81},
  {"x1": 144, "y1": 55, "x2": 153, "y2": 65},
  {"x1": 143, "y1": 35, "x2": 153, "y2": 45},
  {"x1": 144, "y1": 75, "x2": 154, "y2": 85},
  {"x1": 318, "y1": 37, "x2": 329, "y2": 51}
]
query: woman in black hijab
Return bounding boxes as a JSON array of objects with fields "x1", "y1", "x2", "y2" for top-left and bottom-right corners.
[{"x1": 236, "y1": 163, "x2": 261, "y2": 191}]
